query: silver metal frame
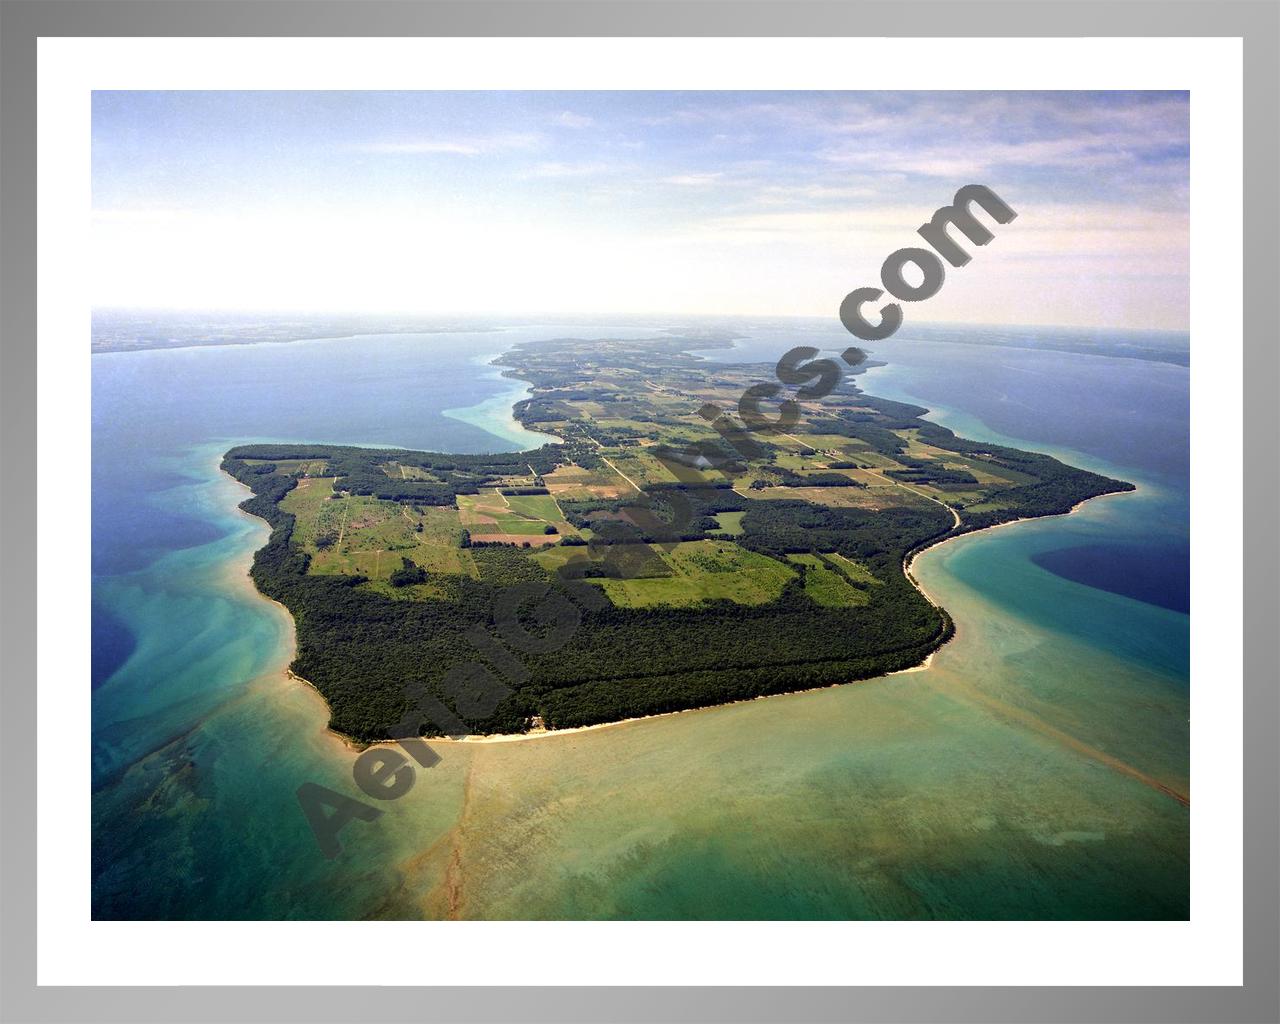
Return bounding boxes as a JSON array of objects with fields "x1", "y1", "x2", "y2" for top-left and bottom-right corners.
[{"x1": 1, "y1": 2, "x2": 1275, "y2": 1021}]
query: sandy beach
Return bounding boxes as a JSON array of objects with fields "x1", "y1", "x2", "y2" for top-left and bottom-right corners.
[{"x1": 227, "y1": 450, "x2": 1131, "y2": 751}]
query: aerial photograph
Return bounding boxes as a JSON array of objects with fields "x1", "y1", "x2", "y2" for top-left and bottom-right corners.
[{"x1": 91, "y1": 90, "x2": 1190, "y2": 920}]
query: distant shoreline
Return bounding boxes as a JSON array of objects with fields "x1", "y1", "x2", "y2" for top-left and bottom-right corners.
[{"x1": 91, "y1": 322, "x2": 506, "y2": 356}]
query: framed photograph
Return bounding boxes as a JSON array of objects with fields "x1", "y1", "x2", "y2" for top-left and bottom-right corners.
[{"x1": 2, "y1": 2, "x2": 1276, "y2": 1022}]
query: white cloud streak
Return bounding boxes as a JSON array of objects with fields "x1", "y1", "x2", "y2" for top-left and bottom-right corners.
[
  {"x1": 553, "y1": 111, "x2": 594, "y2": 128},
  {"x1": 353, "y1": 132, "x2": 543, "y2": 156}
]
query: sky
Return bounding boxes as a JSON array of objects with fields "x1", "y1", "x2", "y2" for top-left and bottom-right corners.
[{"x1": 91, "y1": 91, "x2": 1189, "y2": 330}]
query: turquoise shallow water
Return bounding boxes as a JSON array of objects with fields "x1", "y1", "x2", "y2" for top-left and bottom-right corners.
[{"x1": 91, "y1": 319, "x2": 1188, "y2": 920}]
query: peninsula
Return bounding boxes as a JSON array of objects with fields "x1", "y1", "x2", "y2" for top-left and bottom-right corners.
[{"x1": 222, "y1": 335, "x2": 1133, "y2": 742}]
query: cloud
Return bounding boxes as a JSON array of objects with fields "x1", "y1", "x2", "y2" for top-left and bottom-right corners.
[
  {"x1": 526, "y1": 161, "x2": 611, "y2": 178},
  {"x1": 638, "y1": 109, "x2": 708, "y2": 127},
  {"x1": 91, "y1": 91, "x2": 1189, "y2": 328},
  {"x1": 812, "y1": 94, "x2": 1188, "y2": 181},
  {"x1": 819, "y1": 135, "x2": 1177, "y2": 178},
  {"x1": 668, "y1": 201, "x2": 1188, "y2": 270},
  {"x1": 661, "y1": 172, "x2": 724, "y2": 186},
  {"x1": 353, "y1": 132, "x2": 543, "y2": 157},
  {"x1": 748, "y1": 183, "x2": 882, "y2": 206},
  {"x1": 92, "y1": 206, "x2": 194, "y2": 224},
  {"x1": 554, "y1": 111, "x2": 594, "y2": 128}
]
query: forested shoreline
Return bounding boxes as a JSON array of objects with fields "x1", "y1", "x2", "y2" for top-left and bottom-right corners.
[{"x1": 221, "y1": 336, "x2": 1133, "y2": 742}]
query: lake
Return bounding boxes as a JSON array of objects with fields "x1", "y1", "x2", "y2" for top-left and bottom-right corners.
[{"x1": 91, "y1": 317, "x2": 1189, "y2": 920}]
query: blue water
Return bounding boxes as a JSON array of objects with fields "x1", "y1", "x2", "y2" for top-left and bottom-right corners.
[
  {"x1": 91, "y1": 317, "x2": 1189, "y2": 919},
  {"x1": 697, "y1": 322, "x2": 1190, "y2": 679},
  {"x1": 1030, "y1": 543, "x2": 1189, "y2": 614},
  {"x1": 92, "y1": 329, "x2": 566, "y2": 577},
  {"x1": 90, "y1": 326, "x2": 603, "y2": 733},
  {"x1": 90, "y1": 326, "x2": 627, "y2": 792},
  {"x1": 859, "y1": 333, "x2": 1189, "y2": 684}
]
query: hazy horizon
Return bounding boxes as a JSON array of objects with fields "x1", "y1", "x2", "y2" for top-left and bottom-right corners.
[
  {"x1": 90, "y1": 307, "x2": 1191, "y2": 338},
  {"x1": 92, "y1": 90, "x2": 1189, "y2": 330}
]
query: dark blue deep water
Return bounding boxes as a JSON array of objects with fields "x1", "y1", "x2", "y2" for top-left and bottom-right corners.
[{"x1": 1030, "y1": 543, "x2": 1190, "y2": 614}]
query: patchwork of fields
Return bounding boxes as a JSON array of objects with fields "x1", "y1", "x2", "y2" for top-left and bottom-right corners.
[
  {"x1": 223, "y1": 333, "x2": 1132, "y2": 737},
  {"x1": 257, "y1": 375, "x2": 1116, "y2": 614},
  {"x1": 457, "y1": 490, "x2": 574, "y2": 545},
  {"x1": 273, "y1": 469, "x2": 888, "y2": 611},
  {"x1": 593, "y1": 540, "x2": 797, "y2": 608},
  {"x1": 260, "y1": 385, "x2": 1084, "y2": 612}
]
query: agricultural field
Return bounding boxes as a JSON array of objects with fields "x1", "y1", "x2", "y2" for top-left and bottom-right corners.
[
  {"x1": 280, "y1": 479, "x2": 477, "y2": 583},
  {"x1": 748, "y1": 484, "x2": 921, "y2": 511},
  {"x1": 788, "y1": 431, "x2": 875, "y2": 453},
  {"x1": 772, "y1": 452, "x2": 825, "y2": 471},
  {"x1": 277, "y1": 476, "x2": 341, "y2": 549},
  {"x1": 378, "y1": 461, "x2": 442, "y2": 481},
  {"x1": 712, "y1": 510, "x2": 745, "y2": 535},
  {"x1": 594, "y1": 539, "x2": 796, "y2": 608},
  {"x1": 243, "y1": 457, "x2": 329, "y2": 476},
  {"x1": 529, "y1": 542, "x2": 594, "y2": 575},
  {"x1": 786, "y1": 553, "x2": 871, "y2": 607},
  {"x1": 597, "y1": 448, "x2": 681, "y2": 488},
  {"x1": 826, "y1": 552, "x2": 882, "y2": 587},
  {"x1": 223, "y1": 331, "x2": 1133, "y2": 739},
  {"x1": 457, "y1": 488, "x2": 574, "y2": 545},
  {"x1": 543, "y1": 464, "x2": 632, "y2": 500}
]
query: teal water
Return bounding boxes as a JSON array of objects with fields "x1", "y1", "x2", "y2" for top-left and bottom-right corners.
[{"x1": 92, "y1": 318, "x2": 1189, "y2": 919}]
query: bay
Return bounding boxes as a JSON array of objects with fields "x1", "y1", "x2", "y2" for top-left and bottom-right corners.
[{"x1": 91, "y1": 318, "x2": 1189, "y2": 920}]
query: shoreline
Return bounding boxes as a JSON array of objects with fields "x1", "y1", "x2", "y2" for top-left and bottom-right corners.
[
  {"x1": 221, "y1": 467, "x2": 301, "y2": 649},
  {"x1": 441, "y1": 350, "x2": 563, "y2": 450},
  {"x1": 902, "y1": 488, "x2": 1133, "y2": 608},
  {"x1": 236, "y1": 482, "x2": 1127, "y2": 751},
  {"x1": 216, "y1": 345, "x2": 1137, "y2": 751},
  {"x1": 92, "y1": 323, "x2": 508, "y2": 357},
  {"x1": 220, "y1": 463, "x2": 376, "y2": 755},
  {"x1": 420, "y1": 486, "x2": 1132, "y2": 744}
]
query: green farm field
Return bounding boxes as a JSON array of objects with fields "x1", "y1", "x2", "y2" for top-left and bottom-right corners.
[
  {"x1": 222, "y1": 331, "x2": 1134, "y2": 740},
  {"x1": 786, "y1": 553, "x2": 871, "y2": 608},
  {"x1": 595, "y1": 539, "x2": 796, "y2": 608},
  {"x1": 457, "y1": 489, "x2": 574, "y2": 541},
  {"x1": 280, "y1": 478, "x2": 477, "y2": 581}
]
